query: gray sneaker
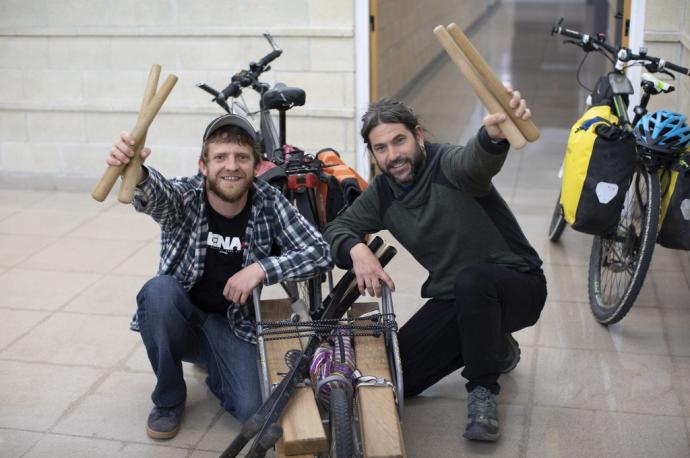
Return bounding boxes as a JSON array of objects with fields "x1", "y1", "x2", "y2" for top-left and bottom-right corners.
[
  {"x1": 146, "y1": 403, "x2": 185, "y2": 440},
  {"x1": 463, "y1": 386, "x2": 499, "y2": 441},
  {"x1": 499, "y1": 333, "x2": 521, "y2": 374}
]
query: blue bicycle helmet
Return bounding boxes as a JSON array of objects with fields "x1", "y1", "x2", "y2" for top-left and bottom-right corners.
[{"x1": 634, "y1": 110, "x2": 690, "y2": 154}]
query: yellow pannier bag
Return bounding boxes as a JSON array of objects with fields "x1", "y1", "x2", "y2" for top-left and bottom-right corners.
[{"x1": 560, "y1": 105, "x2": 636, "y2": 235}]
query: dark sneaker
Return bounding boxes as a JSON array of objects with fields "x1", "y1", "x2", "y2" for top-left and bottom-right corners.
[
  {"x1": 499, "y1": 333, "x2": 521, "y2": 374},
  {"x1": 146, "y1": 403, "x2": 185, "y2": 440},
  {"x1": 463, "y1": 386, "x2": 499, "y2": 441}
]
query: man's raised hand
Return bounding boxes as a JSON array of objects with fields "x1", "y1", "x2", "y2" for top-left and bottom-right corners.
[
  {"x1": 483, "y1": 84, "x2": 532, "y2": 141},
  {"x1": 106, "y1": 131, "x2": 152, "y2": 167}
]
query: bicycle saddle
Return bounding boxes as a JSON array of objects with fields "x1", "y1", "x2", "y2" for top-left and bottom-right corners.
[{"x1": 262, "y1": 82, "x2": 306, "y2": 111}]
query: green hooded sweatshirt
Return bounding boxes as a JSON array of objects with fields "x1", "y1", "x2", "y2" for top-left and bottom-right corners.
[{"x1": 323, "y1": 128, "x2": 543, "y2": 300}]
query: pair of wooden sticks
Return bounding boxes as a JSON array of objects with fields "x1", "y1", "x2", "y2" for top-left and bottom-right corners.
[
  {"x1": 434, "y1": 23, "x2": 540, "y2": 149},
  {"x1": 91, "y1": 65, "x2": 178, "y2": 203}
]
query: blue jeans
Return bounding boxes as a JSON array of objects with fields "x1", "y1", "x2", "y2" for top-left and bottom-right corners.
[{"x1": 136, "y1": 275, "x2": 262, "y2": 422}]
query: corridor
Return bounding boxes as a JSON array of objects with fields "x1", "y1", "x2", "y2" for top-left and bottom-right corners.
[{"x1": 1, "y1": 1, "x2": 689, "y2": 457}]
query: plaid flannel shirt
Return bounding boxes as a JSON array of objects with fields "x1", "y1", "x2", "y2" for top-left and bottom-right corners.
[{"x1": 131, "y1": 166, "x2": 333, "y2": 343}]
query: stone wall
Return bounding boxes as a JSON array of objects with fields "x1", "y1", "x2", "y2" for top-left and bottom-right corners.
[
  {"x1": 0, "y1": 0, "x2": 356, "y2": 189},
  {"x1": 642, "y1": 0, "x2": 690, "y2": 115}
]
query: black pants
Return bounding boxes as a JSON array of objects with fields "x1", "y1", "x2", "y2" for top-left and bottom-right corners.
[{"x1": 399, "y1": 263, "x2": 547, "y2": 396}]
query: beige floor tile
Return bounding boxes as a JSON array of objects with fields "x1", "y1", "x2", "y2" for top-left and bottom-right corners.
[
  {"x1": 649, "y1": 245, "x2": 685, "y2": 272},
  {"x1": 510, "y1": 188, "x2": 560, "y2": 215},
  {"x1": 534, "y1": 347, "x2": 681, "y2": 416},
  {"x1": 402, "y1": 399, "x2": 526, "y2": 458},
  {"x1": 0, "y1": 190, "x2": 50, "y2": 210},
  {"x1": 527, "y1": 406, "x2": 689, "y2": 458},
  {"x1": 635, "y1": 269, "x2": 690, "y2": 308},
  {"x1": 0, "y1": 360, "x2": 104, "y2": 431},
  {"x1": 0, "y1": 208, "x2": 17, "y2": 221},
  {"x1": 671, "y1": 357, "x2": 690, "y2": 417},
  {"x1": 0, "y1": 428, "x2": 43, "y2": 457},
  {"x1": 193, "y1": 412, "x2": 243, "y2": 453},
  {"x1": 661, "y1": 308, "x2": 690, "y2": 357},
  {"x1": 539, "y1": 300, "x2": 669, "y2": 355},
  {"x1": 542, "y1": 229, "x2": 594, "y2": 267},
  {"x1": 0, "y1": 268, "x2": 100, "y2": 311},
  {"x1": 110, "y1": 240, "x2": 160, "y2": 276},
  {"x1": 23, "y1": 434, "x2": 190, "y2": 458},
  {"x1": 20, "y1": 237, "x2": 148, "y2": 274},
  {"x1": 123, "y1": 342, "x2": 150, "y2": 372},
  {"x1": 0, "y1": 234, "x2": 58, "y2": 267},
  {"x1": 53, "y1": 371, "x2": 220, "y2": 449},
  {"x1": 0, "y1": 309, "x2": 49, "y2": 351},
  {"x1": 542, "y1": 264, "x2": 589, "y2": 303},
  {"x1": 516, "y1": 167, "x2": 561, "y2": 191},
  {"x1": 190, "y1": 451, "x2": 222, "y2": 458},
  {"x1": 0, "y1": 210, "x2": 95, "y2": 237},
  {"x1": 3, "y1": 313, "x2": 139, "y2": 367},
  {"x1": 69, "y1": 213, "x2": 159, "y2": 241},
  {"x1": 25, "y1": 191, "x2": 113, "y2": 214},
  {"x1": 64, "y1": 274, "x2": 149, "y2": 316}
]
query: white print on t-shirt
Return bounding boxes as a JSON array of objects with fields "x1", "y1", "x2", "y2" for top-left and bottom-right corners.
[{"x1": 207, "y1": 231, "x2": 244, "y2": 253}]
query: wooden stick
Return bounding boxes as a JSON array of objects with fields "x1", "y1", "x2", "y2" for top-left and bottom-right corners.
[
  {"x1": 446, "y1": 23, "x2": 540, "y2": 142},
  {"x1": 433, "y1": 25, "x2": 527, "y2": 149},
  {"x1": 90, "y1": 71, "x2": 178, "y2": 202},
  {"x1": 118, "y1": 65, "x2": 161, "y2": 203}
]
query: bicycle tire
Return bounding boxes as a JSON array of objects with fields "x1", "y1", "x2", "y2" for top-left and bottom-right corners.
[
  {"x1": 328, "y1": 388, "x2": 353, "y2": 458},
  {"x1": 588, "y1": 165, "x2": 660, "y2": 324},
  {"x1": 293, "y1": 190, "x2": 322, "y2": 313},
  {"x1": 294, "y1": 189, "x2": 319, "y2": 228},
  {"x1": 548, "y1": 193, "x2": 567, "y2": 242}
]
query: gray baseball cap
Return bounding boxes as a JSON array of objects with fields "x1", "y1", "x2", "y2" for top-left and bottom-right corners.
[{"x1": 202, "y1": 113, "x2": 258, "y2": 143}]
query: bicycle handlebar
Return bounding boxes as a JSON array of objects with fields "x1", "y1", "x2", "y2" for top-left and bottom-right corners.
[
  {"x1": 552, "y1": 17, "x2": 690, "y2": 77},
  {"x1": 199, "y1": 33, "x2": 284, "y2": 111}
]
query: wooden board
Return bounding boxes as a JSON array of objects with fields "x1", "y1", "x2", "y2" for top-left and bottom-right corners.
[
  {"x1": 352, "y1": 302, "x2": 406, "y2": 458},
  {"x1": 260, "y1": 299, "x2": 327, "y2": 456}
]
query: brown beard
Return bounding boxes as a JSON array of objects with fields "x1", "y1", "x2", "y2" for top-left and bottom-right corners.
[
  {"x1": 382, "y1": 142, "x2": 426, "y2": 184},
  {"x1": 206, "y1": 173, "x2": 253, "y2": 203}
]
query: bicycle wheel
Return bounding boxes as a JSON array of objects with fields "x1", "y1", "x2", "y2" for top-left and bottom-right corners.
[
  {"x1": 548, "y1": 193, "x2": 567, "y2": 242},
  {"x1": 328, "y1": 387, "x2": 353, "y2": 458},
  {"x1": 588, "y1": 165, "x2": 660, "y2": 324}
]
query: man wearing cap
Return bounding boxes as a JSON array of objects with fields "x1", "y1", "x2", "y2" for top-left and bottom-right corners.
[{"x1": 106, "y1": 114, "x2": 332, "y2": 439}]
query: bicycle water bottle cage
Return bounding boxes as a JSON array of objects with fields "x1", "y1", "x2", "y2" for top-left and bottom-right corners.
[{"x1": 262, "y1": 83, "x2": 306, "y2": 111}]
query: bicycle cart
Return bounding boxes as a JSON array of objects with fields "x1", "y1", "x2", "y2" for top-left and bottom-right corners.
[
  {"x1": 548, "y1": 18, "x2": 690, "y2": 324},
  {"x1": 223, "y1": 238, "x2": 405, "y2": 458}
]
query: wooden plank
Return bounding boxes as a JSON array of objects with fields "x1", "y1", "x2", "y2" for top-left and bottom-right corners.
[
  {"x1": 260, "y1": 299, "x2": 327, "y2": 456},
  {"x1": 352, "y1": 303, "x2": 406, "y2": 458}
]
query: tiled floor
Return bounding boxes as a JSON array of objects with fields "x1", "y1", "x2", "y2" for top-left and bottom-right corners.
[{"x1": 2, "y1": 2, "x2": 690, "y2": 457}]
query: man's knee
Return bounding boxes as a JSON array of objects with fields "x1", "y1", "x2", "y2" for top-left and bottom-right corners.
[
  {"x1": 453, "y1": 264, "x2": 499, "y2": 309},
  {"x1": 225, "y1": 388, "x2": 262, "y2": 423},
  {"x1": 137, "y1": 275, "x2": 190, "y2": 325}
]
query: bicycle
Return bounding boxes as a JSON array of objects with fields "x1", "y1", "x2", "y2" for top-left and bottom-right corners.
[{"x1": 549, "y1": 18, "x2": 690, "y2": 324}]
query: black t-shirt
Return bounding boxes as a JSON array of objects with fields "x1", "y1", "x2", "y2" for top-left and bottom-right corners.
[{"x1": 188, "y1": 193, "x2": 252, "y2": 314}]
